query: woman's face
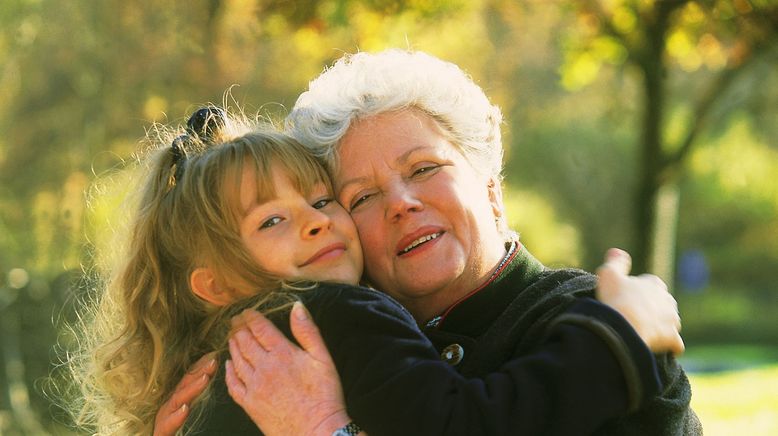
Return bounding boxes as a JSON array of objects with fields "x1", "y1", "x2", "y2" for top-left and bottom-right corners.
[
  {"x1": 239, "y1": 164, "x2": 363, "y2": 286},
  {"x1": 334, "y1": 109, "x2": 506, "y2": 321}
]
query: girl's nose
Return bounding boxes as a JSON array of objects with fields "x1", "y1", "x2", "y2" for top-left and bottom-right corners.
[{"x1": 302, "y1": 208, "x2": 332, "y2": 238}]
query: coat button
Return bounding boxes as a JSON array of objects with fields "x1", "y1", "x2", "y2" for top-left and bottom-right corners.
[{"x1": 441, "y1": 344, "x2": 464, "y2": 366}]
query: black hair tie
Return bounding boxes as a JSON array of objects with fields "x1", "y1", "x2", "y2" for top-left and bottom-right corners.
[
  {"x1": 167, "y1": 106, "x2": 227, "y2": 191},
  {"x1": 168, "y1": 135, "x2": 189, "y2": 189},
  {"x1": 186, "y1": 106, "x2": 227, "y2": 144}
]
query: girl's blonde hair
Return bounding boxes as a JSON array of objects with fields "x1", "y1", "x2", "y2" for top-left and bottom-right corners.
[{"x1": 67, "y1": 107, "x2": 331, "y2": 434}]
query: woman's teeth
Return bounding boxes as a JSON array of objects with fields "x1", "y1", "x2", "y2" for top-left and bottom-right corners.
[{"x1": 400, "y1": 233, "x2": 441, "y2": 254}]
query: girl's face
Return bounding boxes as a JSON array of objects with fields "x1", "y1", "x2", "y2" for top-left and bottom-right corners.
[{"x1": 239, "y1": 164, "x2": 363, "y2": 285}]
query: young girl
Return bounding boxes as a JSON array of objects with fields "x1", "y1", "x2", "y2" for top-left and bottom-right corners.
[{"x1": 70, "y1": 107, "x2": 679, "y2": 435}]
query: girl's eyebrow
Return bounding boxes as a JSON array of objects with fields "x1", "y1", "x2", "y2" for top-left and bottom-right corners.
[{"x1": 241, "y1": 196, "x2": 273, "y2": 219}]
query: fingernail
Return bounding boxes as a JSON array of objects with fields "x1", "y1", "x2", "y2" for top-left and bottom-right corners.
[
  {"x1": 178, "y1": 403, "x2": 188, "y2": 414},
  {"x1": 292, "y1": 301, "x2": 309, "y2": 321}
]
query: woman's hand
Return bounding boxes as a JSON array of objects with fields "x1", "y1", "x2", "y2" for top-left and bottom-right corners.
[
  {"x1": 596, "y1": 248, "x2": 685, "y2": 356},
  {"x1": 226, "y1": 302, "x2": 352, "y2": 436},
  {"x1": 152, "y1": 351, "x2": 217, "y2": 436}
]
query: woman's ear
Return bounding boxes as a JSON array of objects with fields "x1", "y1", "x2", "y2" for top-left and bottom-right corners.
[
  {"x1": 190, "y1": 267, "x2": 231, "y2": 306},
  {"x1": 487, "y1": 177, "x2": 505, "y2": 220}
]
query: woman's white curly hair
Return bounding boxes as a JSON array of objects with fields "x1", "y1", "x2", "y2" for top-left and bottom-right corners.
[{"x1": 286, "y1": 49, "x2": 505, "y2": 181}]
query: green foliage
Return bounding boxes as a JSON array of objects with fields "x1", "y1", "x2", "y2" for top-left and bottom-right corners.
[
  {"x1": 0, "y1": 0, "x2": 776, "y2": 432},
  {"x1": 502, "y1": 186, "x2": 583, "y2": 267},
  {"x1": 680, "y1": 116, "x2": 778, "y2": 289}
]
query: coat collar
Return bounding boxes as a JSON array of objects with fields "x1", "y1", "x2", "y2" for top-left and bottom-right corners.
[{"x1": 424, "y1": 242, "x2": 546, "y2": 337}]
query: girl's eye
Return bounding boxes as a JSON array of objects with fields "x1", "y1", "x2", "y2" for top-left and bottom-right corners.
[
  {"x1": 260, "y1": 216, "x2": 283, "y2": 229},
  {"x1": 312, "y1": 198, "x2": 332, "y2": 209}
]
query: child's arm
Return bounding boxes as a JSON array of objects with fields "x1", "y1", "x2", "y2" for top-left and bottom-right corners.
[
  {"x1": 225, "y1": 279, "x2": 675, "y2": 435},
  {"x1": 154, "y1": 250, "x2": 682, "y2": 435}
]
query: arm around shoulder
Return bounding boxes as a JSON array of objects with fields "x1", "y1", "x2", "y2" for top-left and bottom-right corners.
[{"x1": 309, "y1": 287, "x2": 664, "y2": 436}]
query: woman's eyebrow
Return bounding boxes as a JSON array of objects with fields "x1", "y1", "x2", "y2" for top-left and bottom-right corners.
[
  {"x1": 336, "y1": 176, "x2": 369, "y2": 197},
  {"x1": 397, "y1": 146, "x2": 428, "y2": 165},
  {"x1": 337, "y1": 146, "x2": 431, "y2": 194}
]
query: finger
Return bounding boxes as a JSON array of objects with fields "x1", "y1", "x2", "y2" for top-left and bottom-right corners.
[
  {"x1": 154, "y1": 403, "x2": 189, "y2": 436},
  {"x1": 290, "y1": 302, "x2": 331, "y2": 362},
  {"x1": 595, "y1": 266, "x2": 618, "y2": 286},
  {"x1": 158, "y1": 367, "x2": 212, "y2": 419},
  {"x1": 225, "y1": 360, "x2": 248, "y2": 406},
  {"x1": 603, "y1": 248, "x2": 632, "y2": 275},
  {"x1": 167, "y1": 372, "x2": 209, "y2": 414},
  {"x1": 229, "y1": 336, "x2": 257, "y2": 382},
  {"x1": 669, "y1": 331, "x2": 685, "y2": 356},
  {"x1": 232, "y1": 327, "x2": 270, "y2": 362},
  {"x1": 230, "y1": 309, "x2": 254, "y2": 329},
  {"x1": 172, "y1": 353, "x2": 216, "y2": 395},
  {"x1": 674, "y1": 307, "x2": 682, "y2": 331},
  {"x1": 242, "y1": 310, "x2": 297, "y2": 353},
  {"x1": 188, "y1": 351, "x2": 218, "y2": 375},
  {"x1": 595, "y1": 265, "x2": 621, "y2": 298}
]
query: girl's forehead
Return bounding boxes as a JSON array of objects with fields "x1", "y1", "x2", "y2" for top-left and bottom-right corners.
[{"x1": 237, "y1": 160, "x2": 328, "y2": 212}]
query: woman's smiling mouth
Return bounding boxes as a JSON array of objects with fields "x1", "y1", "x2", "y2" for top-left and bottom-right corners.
[{"x1": 397, "y1": 230, "x2": 444, "y2": 256}]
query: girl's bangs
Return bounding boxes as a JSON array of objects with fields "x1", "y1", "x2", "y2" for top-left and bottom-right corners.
[{"x1": 248, "y1": 135, "x2": 331, "y2": 202}]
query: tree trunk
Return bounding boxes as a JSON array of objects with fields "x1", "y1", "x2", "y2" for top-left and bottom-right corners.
[
  {"x1": 634, "y1": 57, "x2": 664, "y2": 274},
  {"x1": 633, "y1": 3, "x2": 676, "y2": 275},
  {"x1": 650, "y1": 182, "x2": 680, "y2": 286}
]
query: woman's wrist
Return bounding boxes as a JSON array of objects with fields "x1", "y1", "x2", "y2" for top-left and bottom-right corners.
[
  {"x1": 310, "y1": 409, "x2": 354, "y2": 436},
  {"x1": 331, "y1": 420, "x2": 362, "y2": 436}
]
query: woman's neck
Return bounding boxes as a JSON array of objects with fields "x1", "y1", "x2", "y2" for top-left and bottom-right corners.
[{"x1": 403, "y1": 241, "x2": 513, "y2": 324}]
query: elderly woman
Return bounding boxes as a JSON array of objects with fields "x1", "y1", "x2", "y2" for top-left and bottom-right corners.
[{"x1": 158, "y1": 50, "x2": 699, "y2": 435}]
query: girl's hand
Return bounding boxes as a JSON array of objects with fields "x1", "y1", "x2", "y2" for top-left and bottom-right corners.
[
  {"x1": 226, "y1": 303, "x2": 352, "y2": 436},
  {"x1": 153, "y1": 351, "x2": 217, "y2": 436},
  {"x1": 596, "y1": 248, "x2": 685, "y2": 356}
]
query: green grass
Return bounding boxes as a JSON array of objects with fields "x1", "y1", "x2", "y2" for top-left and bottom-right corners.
[
  {"x1": 688, "y1": 364, "x2": 778, "y2": 435},
  {"x1": 680, "y1": 344, "x2": 778, "y2": 372}
]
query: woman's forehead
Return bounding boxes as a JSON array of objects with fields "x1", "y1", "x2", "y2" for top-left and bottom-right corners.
[{"x1": 333, "y1": 110, "x2": 456, "y2": 177}]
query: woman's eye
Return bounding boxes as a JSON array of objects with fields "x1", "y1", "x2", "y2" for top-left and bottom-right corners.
[
  {"x1": 412, "y1": 165, "x2": 440, "y2": 177},
  {"x1": 312, "y1": 198, "x2": 332, "y2": 209},
  {"x1": 260, "y1": 216, "x2": 283, "y2": 229},
  {"x1": 350, "y1": 193, "x2": 373, "y2": 211}
]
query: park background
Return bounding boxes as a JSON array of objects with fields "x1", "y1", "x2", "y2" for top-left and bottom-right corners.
[{"x1": 0, "y1": 0, "x2": 776, "y2": 434}]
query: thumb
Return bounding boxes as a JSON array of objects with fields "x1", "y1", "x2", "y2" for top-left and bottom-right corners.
[
  {"x1": 290, "y1": 302, "x2": 331, "y2": 362},
  {"x1": 596, "y1": 248, "x2": 631, "y2": 298},
  {"x1": 603, "y1": 248, "x2": 632, "y2": 275}
]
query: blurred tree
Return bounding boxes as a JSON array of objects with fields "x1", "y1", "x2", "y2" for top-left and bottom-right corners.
[
  {"x1": 2, "y1": 0, "x2": 776, "y2": 431},
  {"x1": 561, "y1": 0, "x2": 778, "y2": 274}
]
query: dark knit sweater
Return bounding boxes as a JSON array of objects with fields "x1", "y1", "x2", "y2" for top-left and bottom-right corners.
[
  {"x1": 423, "y1": 244, "x2": 702, "y2": 435},
  {"x1": 187, "y1": 245, "x2": 688, "y2": 435}
]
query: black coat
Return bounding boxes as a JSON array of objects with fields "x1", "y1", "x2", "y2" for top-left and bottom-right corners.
[
  {"x1": 421, "y1": 244, "x2": 702, "y2": 435},
  {"x1": 187, "y1": 245, "x2": 695, "y2": 435}
]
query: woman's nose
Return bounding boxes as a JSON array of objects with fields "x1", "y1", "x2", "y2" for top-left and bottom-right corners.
[{"x1": 385, "y1": 182, "x2": 423, "y2": 221}]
